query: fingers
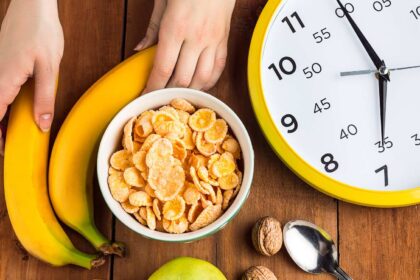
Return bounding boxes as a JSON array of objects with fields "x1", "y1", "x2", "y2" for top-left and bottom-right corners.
[
  {"x1": 134, "y1": 0, "x2": 166, "y2": 51},
  {"x1": 186, "y1": 47, "x2": 215, "y2": 90},
  {"x1": 143, "y1": 32, "x2": 183, "y2": 93},
  {"x1": 33, "y1": 59, "x2": 58, "y2": 132},
  {"x1": 204, "y1": 40, "x2": 228, "y2": 90},
  {"x1": 167, "y1": 42, "x2": 202, "y2": 88}
]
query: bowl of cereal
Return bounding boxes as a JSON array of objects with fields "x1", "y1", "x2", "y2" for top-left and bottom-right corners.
[{"x1": 97, "y1": 88, "x2": 254, "y2": 242}]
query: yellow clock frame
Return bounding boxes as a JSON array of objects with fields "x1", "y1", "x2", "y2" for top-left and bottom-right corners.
[{"x1": 248, "y1": 0, "x2": 420, "y2": 207}]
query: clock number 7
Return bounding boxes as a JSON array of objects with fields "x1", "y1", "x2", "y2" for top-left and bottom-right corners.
[
  {"x1": 282, "y1": 12, "x2": 305, "y2": 33},
  {"x1": 375, "y1": 165, "x2": 389, "y2": 187}
]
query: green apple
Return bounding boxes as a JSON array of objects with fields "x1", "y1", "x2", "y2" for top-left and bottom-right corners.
[{"x1": 148, "y1": 257, "x2": 227, "y2": 280}]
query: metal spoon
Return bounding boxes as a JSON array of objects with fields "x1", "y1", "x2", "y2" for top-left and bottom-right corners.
[{"x1": 283, "y1": 220, "x2": 352, "y2": 280}]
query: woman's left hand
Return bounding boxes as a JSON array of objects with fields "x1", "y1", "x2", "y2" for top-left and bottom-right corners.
[{"x1": 136, "y1": 0, "x2": 236, "y2": 93}]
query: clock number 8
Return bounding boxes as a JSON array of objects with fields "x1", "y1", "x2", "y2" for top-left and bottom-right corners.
[
  {"x1": 321, "y1": 153, "x2": 339, "y2": 173},
  {"x1": 335, "y1": 3, "x2": 355, "y2": 18},
  {"x1": 281, "y1": 114, "x2": 298, "y2": 133}
]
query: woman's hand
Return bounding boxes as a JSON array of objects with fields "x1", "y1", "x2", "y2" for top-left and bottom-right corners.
[
  {"x1": 0, "y1": 0, "x2": 64, "y2": 136},
  {"x1": 136, "y1": 0, "x2": 236, "y2": 93}
]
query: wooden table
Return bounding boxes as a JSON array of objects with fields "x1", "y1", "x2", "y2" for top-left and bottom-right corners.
[{"x1": 0, "y1": 1, "x2": 419, "y2": 279}]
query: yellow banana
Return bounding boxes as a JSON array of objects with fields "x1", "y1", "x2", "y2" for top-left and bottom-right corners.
[
  {"x1": 49, "y1": 47, "x2": 156, "y2": 255},
  {"x1": 4, "y1": 81, "x2": 104, "y2": 269}
]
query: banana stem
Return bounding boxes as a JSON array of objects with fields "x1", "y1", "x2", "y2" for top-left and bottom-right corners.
[
  {"x1": 78, "y1": 223, "x2": 125, "y2": 257},
  {"x1": 66, "y1": 249, "x2": 105, "y2": 269}
]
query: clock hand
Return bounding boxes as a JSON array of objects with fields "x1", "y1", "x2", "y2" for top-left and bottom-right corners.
[
  {"x1": 337, "y1": 0, "x2": 384, "y2": 71},
  {"x1": 378, "y1": 69, "x2": 389, "y2": 144},
  {"x1": 340, "y1": 65, "x2": 420, "y2": 76}
]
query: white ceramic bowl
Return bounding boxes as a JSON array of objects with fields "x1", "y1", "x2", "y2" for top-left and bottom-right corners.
[{"x1": 97, "y1": 88, "x2": 254, "y2": 242}]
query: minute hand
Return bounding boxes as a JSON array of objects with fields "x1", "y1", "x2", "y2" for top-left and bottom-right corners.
[{"x1": 337, "y1": 0, "x2": 383, "y2": 70}]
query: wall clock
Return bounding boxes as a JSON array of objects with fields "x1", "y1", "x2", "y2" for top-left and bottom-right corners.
[{"x1": 248, "y1": 0, "x2": 420, "y2": 207}]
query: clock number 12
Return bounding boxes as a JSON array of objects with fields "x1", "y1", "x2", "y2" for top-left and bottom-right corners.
[{"x1": 375, "y1": 165, "x2": 389, "y2": 187}]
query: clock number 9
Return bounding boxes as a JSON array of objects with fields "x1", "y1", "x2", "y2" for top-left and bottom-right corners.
[
  {"x1": 375, "y1": 165, "x2": 389, "y2": 187},
  {"x1": 410, "y1": 6, "x2": 420, "y2": 20},
  {"x1": 373, "y1": 0, "x2": 391, "y2": 12},
  {"x1": 281, "y1": 114, "x2": 298, "y2": 133},
  {"x1": 303, "y1": 63, "x2": 322, "y2": 79},
  {"x1": 335, "y1": 3, "x2": 355, "y2": 18},
  {"x1": 268, "y1": 57, "x2": 297, "y2": 81},
  {"x1": 321, "y1": 153, "x2": 339, "y2": 173}
]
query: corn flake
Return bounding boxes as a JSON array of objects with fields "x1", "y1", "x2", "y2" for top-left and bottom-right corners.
[
  {"x1": 163, "y1": 196, "x2": 186, "y2": 221},
  {"x1": 190, "y1": 204, "x2": 222, "y2": 231},
  {"x1": 204, "y1": 119, "x2": 228, "y2": 144},
  {"x1": 110, "y1": 150, "x2": 132, "y2": 170},
  {"x1": 129, "y1": 191, "x2": 152, "y2": 207},
  {"x1": 123, "y1": 167, "x2": 146, "y2": 188},
  {"x1": 189, "y1": 109, "x2": 216, "y2": 132},
  {"x1": 171, "y1": 98, "x2": 196, "y2": 113}
]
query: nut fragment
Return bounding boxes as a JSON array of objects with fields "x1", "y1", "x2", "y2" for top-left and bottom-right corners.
[
  {"x1": 242, "y1": 266, "x2": 277, "y2": 280},
  {"x1": 251, "y1": 217, "x2": 282, "y2": 257}
]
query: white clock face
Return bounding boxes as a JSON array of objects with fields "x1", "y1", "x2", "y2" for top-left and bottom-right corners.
[{"x1": 261, "y1": 0, "x2": 420, "y2": 191}]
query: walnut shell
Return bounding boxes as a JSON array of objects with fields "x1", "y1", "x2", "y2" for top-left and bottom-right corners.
[
  {"x1": 251, "y1": 216, "x2": 282, "y2": 256},
  {"x1": 242, "y1": 266, "x2": 277, "y2": 280}
]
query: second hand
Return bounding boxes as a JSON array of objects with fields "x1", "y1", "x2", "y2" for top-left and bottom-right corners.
[{"x1": 340, "y1": 65, "x2": 420, "y2": 77}]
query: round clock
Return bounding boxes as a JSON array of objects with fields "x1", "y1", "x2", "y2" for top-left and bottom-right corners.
[{"x1": 248, "y1": 0, "x2": 420, "y2": 207}]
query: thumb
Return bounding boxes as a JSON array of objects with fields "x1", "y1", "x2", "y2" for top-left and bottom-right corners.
[
  {"x1": 134, "y1": 0, "x2": 166, "y2": 51},
  {"x1": 33, "y1": 60, "x2": 58, "y2": 133}
]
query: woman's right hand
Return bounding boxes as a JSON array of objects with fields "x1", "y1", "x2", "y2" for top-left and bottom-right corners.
[{"x1": 0, "y1": 0, "x2": 64, "y2": 147}]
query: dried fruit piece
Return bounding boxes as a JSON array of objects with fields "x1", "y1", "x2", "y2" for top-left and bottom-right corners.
[
  {"x1": 148, "y1": 163, "x2": 185, "y2": 201},
  {"x1": 110, "y1": 150, "x2": 132, "y2": 170},
  {"x1": 108, "y1": 173, "x2": 131, "y2": 202},
  {"x1": 222, "y1": 190, "x2": 234, "y2": 210},
  {"x1": 189, "y1": 109, "x2": 216, "y2": 132},
  {"x1": 134, "y1": 111, "x2": 154, "y2": 138},
  {"x1": 122, "y1": 117, "x2": 136, "y2": 152},
  {"x1": 121, "y1": 201, "x2": 139, "y2": 214},
  {"x1": 132, "y1": 150, "x2": 147, "y2": 172},
  {"x1": 145, "y1": 138, "x2": 173, "y2": 168},
  {"x1": 128, "y1": 191, "x2": 152, "y2": 207},
  {"x1": 196, "y1": 132, "x2": 217, "y2": 156},
  {"x1": 163, "y1": 217, "x2": 189, "y2": 234},
  {"x1": 152, "y1": 199, "x2": 162, "y2": 221},
  {"x1": 171, "y1": 98, "x2": 196, "y2": 113},
  {"x1": 211, "y1": 152, "x2": 236, "y2": 178},
  {"x1": 190, "y1": 204, "x2": 222, "y2": 231},
  {"x1": 183, "y1": 185, "x2": 201, "y2": 205},
  {"x1": 218, "y1": 172, "x2": 239, "y2": 190},
  {"x1": 204, "y1": 119, "x2": 228, "y2": 144},
  {"x1": 163, "y1": 196, "x2": 186, "y2": 221},
  {"x1": 222, "y1": 137, "x2": 241, "y2": 159},
  {"x1": 146, "y1": 207, "x2": 156, "y2": 230},
  {"x1": 123, "y1": 167, "x2": 146, "y2": 188},
  {"x1": 187, "y1": 203, "x2": 204, "y2": 223}
]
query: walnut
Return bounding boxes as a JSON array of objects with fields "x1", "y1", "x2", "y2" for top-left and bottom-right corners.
[
  {"x1": 242, "y1": 266, "x2": 277, "y2": 280},
  {"x1": 251, "y1": 216, "x2": 282, "y2": 256}
]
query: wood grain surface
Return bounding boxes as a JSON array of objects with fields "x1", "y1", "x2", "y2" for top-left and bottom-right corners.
[{"x1": 0, "y1": 0, "x2": 419, "y2": 279}]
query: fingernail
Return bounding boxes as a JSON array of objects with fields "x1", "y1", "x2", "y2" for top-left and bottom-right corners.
[
  {"x1": 39, "y1": 114, "x2": 52, "y2": 132},
  {"x1": 134, "y1": 38, "x2": 147, "y2": 51}
]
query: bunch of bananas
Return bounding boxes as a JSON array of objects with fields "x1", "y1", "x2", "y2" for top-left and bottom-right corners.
[{"x1": 4, "y1": 47, "x2": 156, "y2": 268}]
